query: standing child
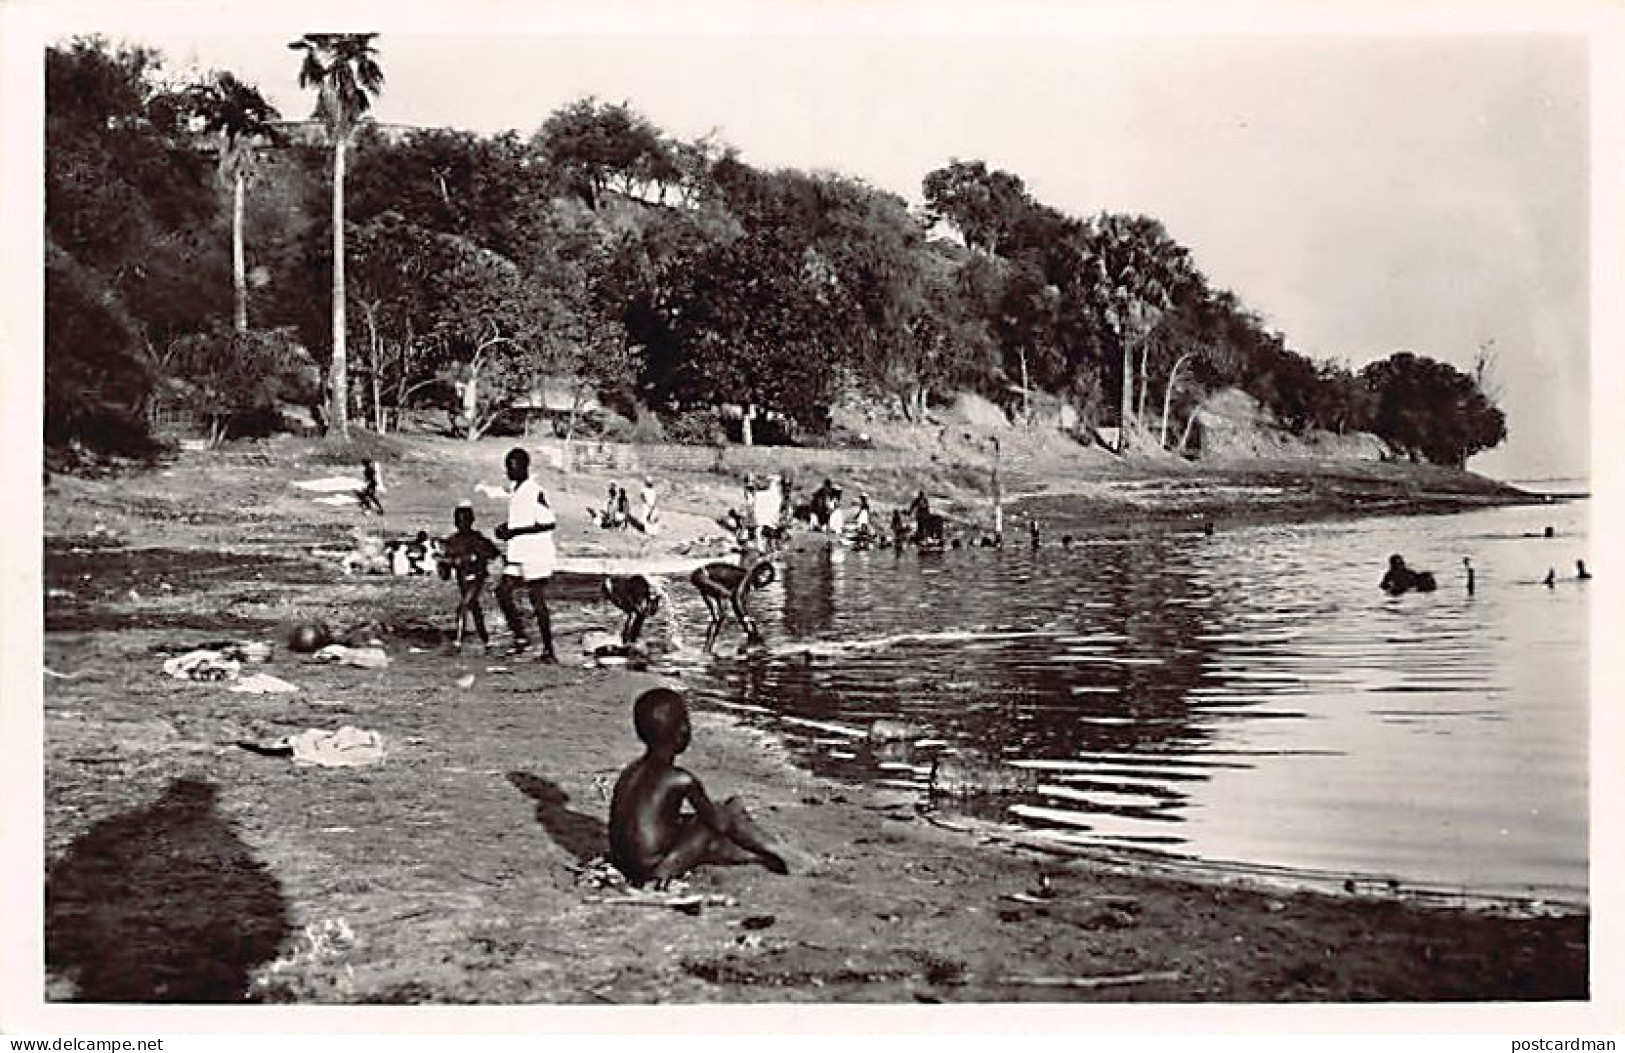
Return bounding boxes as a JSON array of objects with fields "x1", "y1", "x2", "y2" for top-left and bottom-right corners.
[
  {"x1": 439, "y1": 502, "x2": 501, "y2": 652},
  {"x1": 357, "y1": 460, "x2": 386, "y2": 516},
  {"x1": 609, "y1": 687, "x2": 791, "y2": 885}
]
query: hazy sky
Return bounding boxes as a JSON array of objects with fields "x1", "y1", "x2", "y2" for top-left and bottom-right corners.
[{"x1": 26, "y1": 2, "x2": 1612, "y2": 479}]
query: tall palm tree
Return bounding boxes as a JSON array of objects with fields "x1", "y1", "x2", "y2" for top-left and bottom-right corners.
[
  {"x1": 288, "y1": 33, "x2": 384, "y2": 438},
  {"x1": 190, "y1": 72, "x2": 279, "y2": 332}
]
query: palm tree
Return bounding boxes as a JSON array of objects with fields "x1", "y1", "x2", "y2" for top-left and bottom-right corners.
[
  {"x1": 288, "y1": 33, "x2": 384, "y2": 438},
  {"x1": 189, "y1": 72, "x2": 279, "y2": 332}
]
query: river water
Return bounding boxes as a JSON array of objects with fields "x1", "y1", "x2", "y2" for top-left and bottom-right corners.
[{"x1": 652, "y1": 493, "x2": 1590, "y2": 908}]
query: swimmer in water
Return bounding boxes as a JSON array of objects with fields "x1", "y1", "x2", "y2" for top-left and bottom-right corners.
[
  {"x1": 1544, "y1": 568, "x2": 1557, "y2": 588},
  {"x1": 603, "y1": 573, "x2": 662, "y2": 645},
  {"x1": 1380, "y1": 554, "x2": 1437, "y2": 595},
  {"x1": 690, "y1": 558, "x2": 777, "y2": 651},
  {"x1": 1577, "y1": 560, "x2": 1592, "y2": 581},
  {"x1": 1463, "y1": 556, "x2": 1475, "y2": 596}
]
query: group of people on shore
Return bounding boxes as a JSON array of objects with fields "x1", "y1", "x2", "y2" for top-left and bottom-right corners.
[
  {"x1": 424, "y1": 448, "x2": 776, "y2": 663},
  {"x1": 598, "y1": 476, "x2": 662, "y2": 535},
  {"x1": 418, "y1": 447, "x2": 791, "y2": 886}
]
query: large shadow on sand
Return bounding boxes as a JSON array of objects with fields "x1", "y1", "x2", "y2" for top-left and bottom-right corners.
[
  {"x1": 46, "y1": 778, "x2": 292, "y2": 1002},
  {"x1": 506, "y1": 772, "x2": 608, "y2": 864}
]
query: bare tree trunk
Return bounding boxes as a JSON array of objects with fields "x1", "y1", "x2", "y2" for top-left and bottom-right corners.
[
  {"x1": 463, "y1": 365, "x2": 480, "y2": 441},
  {"x1": 1136, "y1": 337, "x2": 1149, "y2": 426},
  {"x1": 1019, "y1": 347, "x2": 1031, "y2": 422},
  {"x1": 1159, "y1": 352, "x2": 1196, "y2": 449},
  {"x1": 1118, "y1": 327, "x2": 1135, "y2": 452},
  {"x1": 328, "y1": 135, "x2": 349, "y2": 438},
  {"x1": 232, "y1": 171, "x2": 248, "y2": 333},
  {"x1": 1178, "y1": 411, "x2": 1199, "y2": 454}
]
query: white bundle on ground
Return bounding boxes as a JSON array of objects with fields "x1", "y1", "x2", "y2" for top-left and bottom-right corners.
[
  {"x1": 229, "y1": 673, "x2": 300, "y2": 695},
  {"x1": 312, "y1": 644, "x2": 390, "y2": 669},
  {"x1": 294, "y1": 476, "x2": 364, "y2": 493},
  {"x1": 161, "y1": 650, "x2": 241, "y2": 682},
  {"x1": 288, "y1": 726, "x2": 386, "y2": 767}
]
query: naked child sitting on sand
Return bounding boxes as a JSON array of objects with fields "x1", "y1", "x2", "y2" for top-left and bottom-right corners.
[{"x1": 609, "y1": 688, "x2": 790, "y2": 886}]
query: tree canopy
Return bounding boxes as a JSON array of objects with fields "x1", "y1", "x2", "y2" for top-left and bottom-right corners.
[{"x1": 43, "y1": 36, "x2": 1509, "y2": 468}]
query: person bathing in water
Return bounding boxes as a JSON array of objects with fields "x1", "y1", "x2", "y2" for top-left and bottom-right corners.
[
  {"x1": 690, "y1": 558, "x2": 776, "y2": 651},
  {"x1": 603, "y1": 573, "x2": 662, "y2": 645},
  {"x1": 608, "y1": 687, "x2": 790, "y2": 886},
  {"x1": 1380, "y1": 554, "x2": 1437, "y2": 595}
]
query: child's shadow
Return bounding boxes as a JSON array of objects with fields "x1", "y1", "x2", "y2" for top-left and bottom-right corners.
[{"x1": 505, "y1": 772, "x2": 608, "y2": 864}]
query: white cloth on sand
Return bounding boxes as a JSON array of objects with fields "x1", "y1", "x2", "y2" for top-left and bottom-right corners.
[
  {"x1": 288, "y1": 726, "x2": 386, "y2": 767},
  {"x1": 294, "y1": 476, "x2": 365, "y2": 493},
  {"x1": 229, "y1": 673, "x2": 300, "y2": 695},
  {"x1": 162, "y1": 650, "x2": 241, "y2": 682},
  {"x1": 313, "y1": 644, "x2": 391, "y2": 669}
]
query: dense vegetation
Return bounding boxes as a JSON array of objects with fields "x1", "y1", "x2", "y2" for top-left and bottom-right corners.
[{"x1": 45, "y1": 36, "x2": 1508, "y2": 467}]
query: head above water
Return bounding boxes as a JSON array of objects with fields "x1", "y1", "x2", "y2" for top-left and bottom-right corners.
[
  {"x1": 633, "y1": 687, "x2": 690, "y2": 751},
  {"x1": 504, "y1": 447, "x2": 530, "y2": 482}
]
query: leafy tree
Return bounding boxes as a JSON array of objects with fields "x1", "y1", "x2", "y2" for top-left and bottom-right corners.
[
  {"x1": 289, "y1": 32, "x2": 385, "y2": 438},
  {"x1": 185, "y1": 71, "x2": 280, "y2": 331},
  {"x1": 883, "y1": 245, "x2": 996, "y2": 420},
  {"x1": 157, "y1": 325, "x2": 318, "y2": 445},
  {"x1": 992, "y1": 261, "x2": 1067, "y2": 420},
  {"x1": 922, "y1": 159, "x2": 1033, "y2": 256},
  {"x1": 1073, "y1": 213, "x2": 1202, "y2": 448},
  {"x1": 45, "y1": 37, "x2": 223, "y2": 454},
  {"x1": 347, "y1": 128, "x2": 550, "y2": 259},
  {"x1": 654, "y1": 232, "x2": 843, "y2": 442},
  {"x1": 45, "y1": 240, "x2": 156, "y2": 455},
  {"x1": 345, "y1": 212, "x2": 446, "y2": 431},
  {"x1": 1307, "y1": 362, "x2": 1377, "y2": 437},
  {"x1": 1360, "y1": 351, "x2": 1506, "y2": 466},
  {"x1": 533, "y1": 97, "x2": 682, "y2": 209}
]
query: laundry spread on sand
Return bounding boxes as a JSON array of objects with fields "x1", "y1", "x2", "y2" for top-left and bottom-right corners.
[
  {"x1": 161, "y1": 650, "x2": 242, "y2": 682},
  {"x1": 289, "y1": 726, "x2": 386, "y2": 767},
  {"x1": 314, "y1": 494, "x2": 359, "y2": 507},
  {"x1": 312, "y1": 644, "x2": 390, "y2": 669},
  {"x1": 155, "y1": 639, "x2": 270, "y2": 664},
  {"x1": 229, "y1": 672, "x2": 301, "y2": 695},
  {"x1": 238, "y1": 726, "x2": 387, "y2": 766},
  {"x1": 294, "y1": 476, "x2": 365, "y2": 493}
]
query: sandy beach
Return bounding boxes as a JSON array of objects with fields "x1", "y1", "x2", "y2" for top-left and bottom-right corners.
[{"x1": 30, "y1": 435, "x2": 1586, "y2": 1007}]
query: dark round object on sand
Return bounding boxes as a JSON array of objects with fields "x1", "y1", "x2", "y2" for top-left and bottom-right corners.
[{"x1": 287, "y1": 622, "x2": 331, "y2": 653}]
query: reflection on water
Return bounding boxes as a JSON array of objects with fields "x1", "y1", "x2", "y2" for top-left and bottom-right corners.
[{"x1": 659, "y1": 498, "x2": 1589, "y2": 907}]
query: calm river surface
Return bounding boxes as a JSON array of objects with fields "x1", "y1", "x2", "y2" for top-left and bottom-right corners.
[{"x1": 655, "y1": 493, "x2": 1590, "y2": 907}]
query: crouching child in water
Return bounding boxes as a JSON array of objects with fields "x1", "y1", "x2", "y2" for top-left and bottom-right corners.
[
  {"x1": 438, "y1": 502, "x2": 501, "y2": 652},
  {"x1": 603, "y1": 573, "x2": 662, "y2": 645},
  {"x1": 609, "y1": 688, "x2": 790, "y2": 886}
]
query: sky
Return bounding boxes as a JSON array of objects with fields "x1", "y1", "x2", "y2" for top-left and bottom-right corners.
[{"x1": 17, "y1": 0, "x2": 1619, "y2": 480}]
